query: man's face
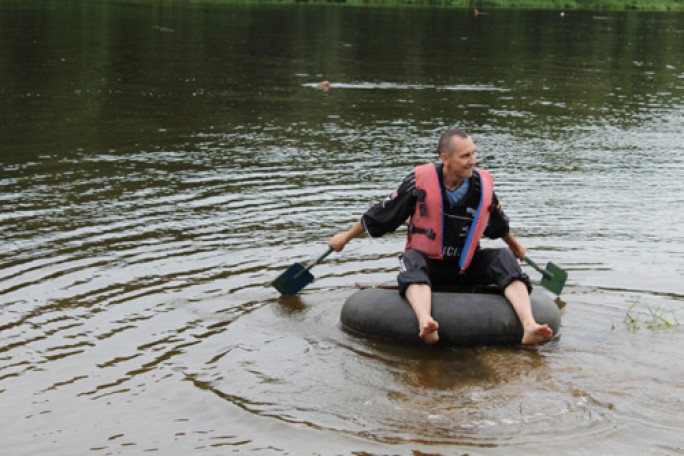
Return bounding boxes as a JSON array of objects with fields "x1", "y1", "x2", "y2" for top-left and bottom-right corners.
[{"x1": 440, "y1": 135, "x2": 477, "y2": 181}]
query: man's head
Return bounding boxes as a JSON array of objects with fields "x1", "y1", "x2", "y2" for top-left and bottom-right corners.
[
  {"x1": 437, "y1": 128, "x2": 470, "y2": 158},
  {"x1": 438, "y1": 128, "x2": 477, "y2": 184}
]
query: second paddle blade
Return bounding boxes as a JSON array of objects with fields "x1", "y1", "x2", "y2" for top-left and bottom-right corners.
[{"x1": 540, "y1": 261, "x2": 567, "y2": 296}]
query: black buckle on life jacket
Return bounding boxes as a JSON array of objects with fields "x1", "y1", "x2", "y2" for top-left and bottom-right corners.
[
  {"x1": 409, "y1": 225, "x2": 435, "y2": 240},
  {"x1": 413, "y1": 189, "x2": 427, "y2": 216}
]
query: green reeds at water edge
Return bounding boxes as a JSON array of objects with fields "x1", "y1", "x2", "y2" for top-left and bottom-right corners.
[
  {"x1": 469, "y1": 0, "x2": 684, "y2": 11},
  {"x1": 622, "y1": 300, "x2": 683, "y2": 332}
]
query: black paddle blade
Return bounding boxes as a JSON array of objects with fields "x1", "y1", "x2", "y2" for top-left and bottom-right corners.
[
  {"x1": 540, "y1": 261, "x2": 567, "y2": 296},
  {"x1": 272, "y1": 263, "x2": 315, "y2": 295}
]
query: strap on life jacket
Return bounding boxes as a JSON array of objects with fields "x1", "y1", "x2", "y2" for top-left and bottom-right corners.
[
  {"x1": 408, "y1": 225, "x2": 436, "y2": 240},
  {"x1": 413, "y1": 188, "x2": 428, "y2": 216}
]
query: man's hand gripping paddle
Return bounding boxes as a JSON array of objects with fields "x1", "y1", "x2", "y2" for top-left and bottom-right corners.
[
  {"x1": 272, "y1": 248, "x2": 334, "y2": 295},
  {"x1": 524, "y1": 256, "x2": 568, "y2": 296}
]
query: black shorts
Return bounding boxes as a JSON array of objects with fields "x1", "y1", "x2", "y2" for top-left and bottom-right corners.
[{"x1": 397, "y1": 248, "x2": 532, "y2": 296}]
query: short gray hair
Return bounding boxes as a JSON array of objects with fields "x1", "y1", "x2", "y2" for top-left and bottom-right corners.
[{"x1": 437, "y1": 128, "x2": 469, "y2": 157}]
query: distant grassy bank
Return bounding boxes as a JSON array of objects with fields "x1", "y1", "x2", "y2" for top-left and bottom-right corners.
[
  {"x1": 473, "y1": 0, "x2": 684, "y2": 9},
  {"x1": 180, "y1": 0, "x2": 684, "y2": 10}
]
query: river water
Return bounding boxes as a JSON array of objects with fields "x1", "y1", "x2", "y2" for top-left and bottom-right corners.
[{"x1": 1, "y1": 2, "x2": 684, "y2": 455}]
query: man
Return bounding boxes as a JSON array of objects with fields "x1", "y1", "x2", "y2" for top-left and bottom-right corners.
[{"x1": 328, "y1": 128, "x2": 553, "y2": 346}]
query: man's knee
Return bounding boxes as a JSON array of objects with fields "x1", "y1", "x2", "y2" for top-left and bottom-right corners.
[
  {"x1": 479, "y1": 248, "x2": 532, "y2": 293},
  {"x1": 398, "y1": 249, "x2": 432, "y2": 296}
]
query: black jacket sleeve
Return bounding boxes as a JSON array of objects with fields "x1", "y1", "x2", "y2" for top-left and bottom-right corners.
[
  {"x1": 483, "y1": 192, "x2": 510, "y2": 239},
  {"x1": 361, "y1": 171, "x2": 418, "y2": 237}
]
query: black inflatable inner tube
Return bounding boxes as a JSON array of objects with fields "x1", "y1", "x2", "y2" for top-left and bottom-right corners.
[{"x1": 340, "y1": 286, "x2": 561, "y2": 346}]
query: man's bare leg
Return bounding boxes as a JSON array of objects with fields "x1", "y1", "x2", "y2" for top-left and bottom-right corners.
[
  {"x1": 405, "y1": 283, "x2": 439, "y2": 344},
  {"x1": 504, "y1": 280, "x2": 554, "y2": 345}
]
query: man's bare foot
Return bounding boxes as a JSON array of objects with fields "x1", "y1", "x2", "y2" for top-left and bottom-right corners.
[
  {"x1": 521, "y1": 323, "x2": 554, "y2": 345},
  {"x1": 419, "y1": 319, "x2": 440, "y2": 345}
]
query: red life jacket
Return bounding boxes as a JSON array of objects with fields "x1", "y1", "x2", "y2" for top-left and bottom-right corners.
[{"x1": 405, "y1": 163, "x2": 494, "y2": 272}]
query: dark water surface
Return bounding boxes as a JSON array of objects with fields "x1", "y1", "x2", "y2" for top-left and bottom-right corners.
[{"x1": 1, "y1": 2, "x2": 684, "y2": 454}]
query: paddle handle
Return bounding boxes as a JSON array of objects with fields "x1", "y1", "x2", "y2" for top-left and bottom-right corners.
[
  {"x1": 294, "y1": 247, "x2": 334, "y2": 279},
  {"x1": 524, "y1": 256, "x2": 553, "y2": 280}
]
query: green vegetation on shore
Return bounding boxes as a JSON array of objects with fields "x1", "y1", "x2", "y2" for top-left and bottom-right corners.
[
  {"x1": 177, "y1": 0, "x2": 684, "y2": 11},
  {"x1": 472, "y1": 0, "x2": 684, "y2": 10}
]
